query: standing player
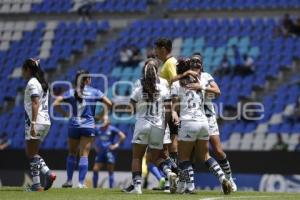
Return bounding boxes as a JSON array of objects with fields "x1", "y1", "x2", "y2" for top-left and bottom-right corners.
[
  {"x1": 171, "y1": 59, "x2": 232, "y2": 194},
  {"x1": 54, "y1": 70, "x2": 112, "y2": 188},
  {"x1": 123, "y1": 58, "x2": 177, "y2": 194},
  {"x1": 186, "y1": 53, "x2": 237, "y2": 191},
  {"x1": 22, "y1": 58, "x2": 56, "y2": 191},
  {"x1": 92, "y1": 120, "x2": 126, "y2": 188},
  {"x1": 154, "y1": 38, "x2": 179, "y2": 166}
]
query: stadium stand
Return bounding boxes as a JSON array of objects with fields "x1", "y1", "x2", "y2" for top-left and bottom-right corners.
[{"x1": 1, "y1": 1, "x2": 300, "y2": 153}]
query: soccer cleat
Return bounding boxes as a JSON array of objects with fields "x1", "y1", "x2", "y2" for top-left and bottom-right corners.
[
  {"x1": 26, "y1": 184, "x2": 44, "y2": 192},
  {"x1": 176, "y1": 181, "x2": 186, "y2": 194},
  {"x1": 184, "y1": 188, "x2": 197, "y2": 194},
  {"x1": 122, "y1": 184, "x2": 134, "y2": 193},
  {"x1": 221, "y1": 179, "x2": 232, "y2": 195},
  {"x1": 159, "y1": 177, "x2": 166, "y2": 189},
  {"x1": 163, "y1": 185, "x2": 170, "y2": 193},
  {"x1": 122, "y1": 184, "x2": 142, "y2": 194},
  {"x1": 62, "y1": 181, "x2": 73, "y2": 188},
  {"x1": 78, "y1": 183, "x2": 88, "y2": 188},
  {"x1": 229, "y1": 177, "x2": 237, "y2": 192},
  {"x1": 44, "y1": 171, "x2": 56, "y2": 191},
  {"x1": 168, "y1": 172, "x2": 177, "y2": 194}
]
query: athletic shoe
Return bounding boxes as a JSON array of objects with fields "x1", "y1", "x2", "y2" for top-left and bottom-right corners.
[
  {"x1": 78, "y1": 183, "x2": 87, "y2": 188},
  {"x1": 26, "y1": 184, "x2": 44, "y2": 192},
  {"x1": 163, "y1": 185, "x2": 170, "y2": 193},
  {"x1": 229, "y1": 177, "x2": 237, "y2": 192},
  {"x1": 221, "y1": 179, "x2": 232, "y2": 195},
  {"x1": 122, "y1": 184, "x2": 142, "y2": 194},
  {"x1": 62, "y1": 181, "x2": 72, "y2": 188},
  {"x1": 184, "y1": 188, "x2": 197, "y2": 194},
  {"x1": 122, "y1": 184, "x2": 134, "y2": 193},
  {"x1": 176, "y1": 181, "x2": 186, "y2": 194},
  {"x1": 44, "y1": 171, "x2": 56, "y2": 191},
  {"x1": 159, "y1": 177, "x2": 166, "y2": 189},
  {"x1": 168, "y1": 172, "x2": 177, "y2": 194}
]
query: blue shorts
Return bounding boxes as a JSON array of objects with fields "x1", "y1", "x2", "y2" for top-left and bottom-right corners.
[
  {"x1": 95, "y1": 151, "x2": 116, "y2": 164},
  {"x1": 68, "y1": 127, "x2": 96, "y2": 139}
]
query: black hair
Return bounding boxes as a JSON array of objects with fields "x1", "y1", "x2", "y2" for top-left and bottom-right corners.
[
  {"x1": 176, "y1": 58, "x2": 198, "y2": 87},
  {"x1": 141, "y1": 58, "x2": 159, "y2": 102},
  {"x1": 23, "y1": 58, "x2": 49, "y2": 96},
  {"x1": 74, "y1": 70, "x2": 90, "y2": 103},
  {"x1": 154, "y1": 38, "x2": 172, "y2": 53}
]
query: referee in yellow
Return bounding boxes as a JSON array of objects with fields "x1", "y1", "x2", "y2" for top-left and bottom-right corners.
[{"x1": 154, "y1": 38, "x2": 178, "y2": 167}]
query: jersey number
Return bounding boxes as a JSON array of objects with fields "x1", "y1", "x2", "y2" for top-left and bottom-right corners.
[
  {"x1": 146, "y1": 101, "x2": 159, "y2": 116},
  {"x1": 186, "y1": 91, "x2": 203, "y2": 109}
]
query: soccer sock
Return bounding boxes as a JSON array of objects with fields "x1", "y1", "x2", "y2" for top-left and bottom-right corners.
[
  {"x1": 148, "y1": 163, "x2": 162, "y2": 181},
  {"x1": 132, "y1": 171, "x2": 142, "y2": 186},
  {"x1": 29, "y1": 155, "x2": 41, "y2": 186},
  {"x1": 169, "y1": 152, "x2": 178, "y2": 165},
  {"x1": 66, "y1": 155, "x2": 77, "y2": 182},
  {"x1": 158, "y1": 160, "x2": 173, "y2": 178},
  {"x1": 78, "y1": 156, "x2": 88, "y2": 185},
  {"x1": 38, "y1": 156, "x2": 50, "y2": 175},
  {"x1": 187, "y1": 162, "x2": 195, "y2": 191},
  {"x1": 205, "y1": 157, "x2": 226, "y2": 184},
  {"x1": 109, "y1": 172, "x2": 114, "y2": 188},
  {"x1": 218, "y1": 157, "x2": 232, "y2": 179},
  {"x1": 165, "y1": 157, "x2": 178, "y2": 174},
  {"x1": 93, "y1": 171, "x2": 98, "y2": 188}
]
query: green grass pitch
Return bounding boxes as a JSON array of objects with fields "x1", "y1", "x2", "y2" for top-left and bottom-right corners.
[{"x1": 1, "y1": 188, "x2": 300, "y2": 200}]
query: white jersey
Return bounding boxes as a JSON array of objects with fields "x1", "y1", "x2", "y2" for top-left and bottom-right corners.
[
  {"x1": 130, "y1": 79, "x2": 170, "y2": 129},
  {"x1": 24, "y1": 77, "x2": 51, "y2": 126},
  {"x1": 200, "y1": 72, "x2": 216, "y2": 116},
  {"x1": 171, "y1": 81, "x2": 206, "y2": 121}
]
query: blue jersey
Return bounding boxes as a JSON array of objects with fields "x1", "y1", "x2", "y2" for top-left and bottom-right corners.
[
  {"x1": 62, "y1": 86, "x2": 104, "y2": 129},
  {"x1": 95, "y1": 125, "x2": 120, "y2": 150}
]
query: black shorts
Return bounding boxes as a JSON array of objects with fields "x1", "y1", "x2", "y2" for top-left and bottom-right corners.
[{"x1": 167, "y1": 118, "x2": 178, "y2": 135}]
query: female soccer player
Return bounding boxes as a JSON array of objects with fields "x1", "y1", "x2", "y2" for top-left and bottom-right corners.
[
  {"x1": 171, "y1": 59, "x2": 232, "y2": 194},
  {"x1": 187, "y1": 53, "x2": 237, "y2": 191},
  {"x1": 123, "y1": 58, "x2": 177, "y2": 194},
  {"x1": 22, "y1": 58, "x2": 56, "y2": 191},
  {"x1": 92, "y1": 120, "x2": 126, "y2": 188},
  {"x1": 54, "y1": 70, "x2": 112, "y2": 188}
]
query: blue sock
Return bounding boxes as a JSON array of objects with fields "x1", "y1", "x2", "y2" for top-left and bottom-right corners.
[
  {"x1": 148, "y1": 163, "x2": 162, "y2": 181},
  {"x1": 93, "y1": 171, "x2": 98, "y2": 188},
  {"x1": 66, "y1": 155, "x2": 76, "y2": 182},
  {"x1": 109, "y1": 172, "x2": 114, "y2": 188},
  {"x1": 78, "y1": 156, "x2": 88, "y2": 185}
]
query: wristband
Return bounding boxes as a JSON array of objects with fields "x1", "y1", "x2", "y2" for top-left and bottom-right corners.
[{"x1": 31, "y1": 121, "x2": 36, "y2": 125}]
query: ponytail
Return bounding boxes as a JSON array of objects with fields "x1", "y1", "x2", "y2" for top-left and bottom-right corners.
[
  {"x1": 141, "y1": 58, "x2": 159, "y2": 102},
  {"x1": 74, "y1": 70, "x2": 90, "y2": 103}
]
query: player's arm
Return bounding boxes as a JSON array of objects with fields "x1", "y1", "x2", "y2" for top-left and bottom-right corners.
[
  {"x1": 170, "y1": 70, "x2": 199, "y2": 83},
  {"x1": 53, "y1": 96, "x2": 69, "y2": 118},
  {"x1": 31, "y1": 96, "x2": 40, "y2": 137},
  {"x1": 99, "y1": 96, "x2": 113, "y2": 126},
  {"x1": 110, "y1": 129, "x2": 126, "y2": 151},
  {"x1": 164, "y1": 99, "x2": 172, "y2": 130},
  {"x1": 171, "y1": 96, "x2": 180, "y2": 126},
  {"x1": 206, "y1": 81, "x2": 221, "y2": 96}
]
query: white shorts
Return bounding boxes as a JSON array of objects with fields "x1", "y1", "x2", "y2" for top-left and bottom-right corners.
[
  {"x1": 207, "y1": 116, "x2": 219, "y2": 136},
  {"x1": 178, "y1": 120, "x2": 209, "y2": 141},
  {"x1": 132, "y1": 119, "x2": 164, "y2": 150},
  {"x1": 25, "y1": 124, "x2": 50, "y2": 141},
  {"x1": 163, "y1": 124, "x2": 171, "y2": 144}
]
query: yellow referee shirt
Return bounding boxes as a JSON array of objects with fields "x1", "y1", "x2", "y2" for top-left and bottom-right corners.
[{"x1": 159, "y1": 57, "x2": 177, "y2": 85}]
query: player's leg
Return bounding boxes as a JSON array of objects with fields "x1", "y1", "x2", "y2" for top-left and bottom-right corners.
[
  {"x1": 210, "y1": 135, "x2": 237, "y2": 191},
  {"x1": 92, "y1": 162, "x2": 103, "y2": 188},
  {"x1": 106, "y1": 151, "x2": 116, "y2": 188},
  {"x1": 107, "y1": 163, "x2": 115, "y2": 189},
  {"x1": 63, "y1": 128, "x2": 80, "y2": 188},
  {"x1": 130, "y1": 143, "x2": 147, "y2": 194},
  {"x1": 196, "y1": 139, "x2": 231, "y2": 195},
  {"x1": 26, "y1": 139, "x2": 43, "y2": 191},
  {"x1": 177, "y1": 140, "x2": 195, "y2": 194},
  {"x1": 78, "y1": 135, "x2": 93, "y2": 188},
  {"x1": 167, "y1": 121, "x2": 178, "y2": 169}
]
